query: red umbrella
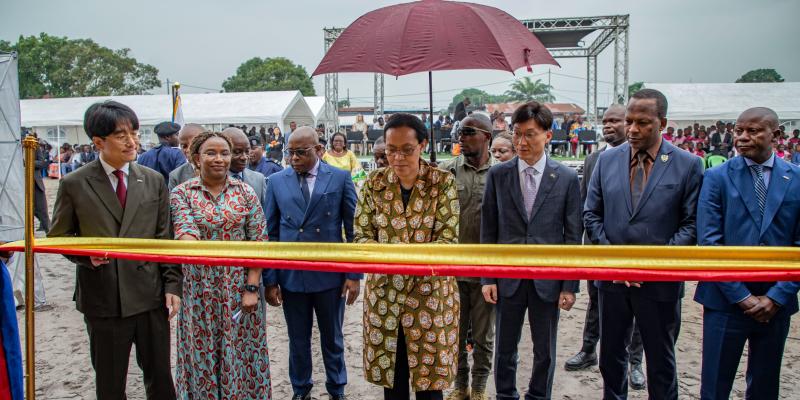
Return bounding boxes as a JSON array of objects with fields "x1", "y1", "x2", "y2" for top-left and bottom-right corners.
[{"x1": 312, "y1": 0, "x2": 558, "y2": 161}]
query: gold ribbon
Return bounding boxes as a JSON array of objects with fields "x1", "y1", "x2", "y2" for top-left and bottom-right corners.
[{"x1": 2, "y1": 238, "x2": 798, "y2": 271}]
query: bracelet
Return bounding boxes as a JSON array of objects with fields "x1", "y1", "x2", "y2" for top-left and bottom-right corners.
[{"x1": 243, "y1": 284, "x2": 260, "y2": 293}]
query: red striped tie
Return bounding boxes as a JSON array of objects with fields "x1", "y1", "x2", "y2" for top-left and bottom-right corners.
[{"x1": 112, "y1": 170, "x2": 127, "y2": 208}]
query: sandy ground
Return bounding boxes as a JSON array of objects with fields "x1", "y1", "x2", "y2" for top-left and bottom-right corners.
[{"x1": 16, "y1": 178, "x2": 800, "y2": 399}]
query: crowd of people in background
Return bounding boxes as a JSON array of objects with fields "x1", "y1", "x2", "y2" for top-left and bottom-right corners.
[{"x1": 18, "y1": 87, "x2": 800, "y2": 400}]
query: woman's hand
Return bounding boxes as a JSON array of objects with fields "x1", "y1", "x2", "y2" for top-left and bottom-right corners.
[{"x1": 242, "y1": 291, "x2": 259, "y2": 313}]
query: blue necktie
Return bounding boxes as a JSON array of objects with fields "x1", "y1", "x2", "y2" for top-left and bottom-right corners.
[
  {"x1": 750, "y1": 164, "x2": 767, "y2": 217},
  {"x1": 299, "y1": 172, "x2": 310, "y2": 206},
  {"x1": 233, "y1": 172, "x2": 243, "y2": 181}
]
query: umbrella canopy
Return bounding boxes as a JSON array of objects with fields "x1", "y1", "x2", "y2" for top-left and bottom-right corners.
[{"x1": 312, "y1": 0, "x2": 558, "y2": 77}]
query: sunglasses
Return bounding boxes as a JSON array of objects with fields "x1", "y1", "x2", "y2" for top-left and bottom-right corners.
[
  {"x1": 457, "y1": 126, "x2": 491, "y2": 137},
  {"x1": 287, "y1": 147, "x2": 315, "y2": 157}
]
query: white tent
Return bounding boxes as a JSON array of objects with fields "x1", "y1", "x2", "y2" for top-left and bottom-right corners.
[
  {"x1": 643, "y1": 82, "x2": 800, "y2": 123},
  {"x1": 0, "y1": 52, "x2": 24, "y2": 242},
  {"x1": 21, "y1": 90, "x2": 316, "y2": 145},
  {"x1": 304, "y1": 96, "x2": 332, "y2": 128}
]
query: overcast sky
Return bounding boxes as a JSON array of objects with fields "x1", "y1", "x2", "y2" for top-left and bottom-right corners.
[{"x1": 2, "y1": 0, "x2": 798, "y2": 109}]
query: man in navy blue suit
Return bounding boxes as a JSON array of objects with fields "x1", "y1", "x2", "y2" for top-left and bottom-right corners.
[
  {"x1": 481, "y1": 101, "x2": 582, "y2": 400},
  {"x1": 584, "y1": 89, "x2": 704, "y2": 400},
  {"x1": 695, "y1": 107, "x2": 800, "y2": 400},
  {"x1": 263, "y1": 127, "x2": 361, "y2": 400}
]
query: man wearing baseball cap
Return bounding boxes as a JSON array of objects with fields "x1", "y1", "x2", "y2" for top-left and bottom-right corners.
[
  {"x1": 248, "y1": 135, "x2": 283, "y2": 178},
  {"x1": 138, "y1": 121, "x2": 186, "y2": 184}
]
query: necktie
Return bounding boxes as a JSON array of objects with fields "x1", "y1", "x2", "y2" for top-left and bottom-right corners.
[
  {"x1": 232, "y1": 172, "x2": 243, "y2": 181},
  {"x1": 631, "y1": 152, "x2": 647, "y2": 209},
  {"x1": 750, "y1": 164, "x2": 767, "y2": 217},
  {"x1": 112, "y1": 170, "x2": 127, "y2": 208},
  {"x1": 299, "y1": 172, "x2": 310, "y2": 205},
  {"x1": 523, "y1": 167, "x2": 539, "y2": 219}
]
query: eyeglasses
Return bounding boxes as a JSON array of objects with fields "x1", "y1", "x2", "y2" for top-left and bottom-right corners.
[
  {"x1": 457, "y1": 126, "x2": 491, "y2": 137},
  {"x1": 385, "y1": 146, "x2": 419, "y2": 158},
  {"x1": 106, "y1": 131, "x2": 140, "y2": 143},
  {"x1": 287, "y1": 147, "x2": 315, "y2": 157}
]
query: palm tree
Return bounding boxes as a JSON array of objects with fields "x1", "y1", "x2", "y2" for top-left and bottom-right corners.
[{"x1": 504, "y1": 77, "x2": 555, "y2": 103}]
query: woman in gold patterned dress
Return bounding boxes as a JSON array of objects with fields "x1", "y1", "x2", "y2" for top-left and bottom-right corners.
[{"x1": 354, "y1": 113, "x2": 460, "y2": 400}]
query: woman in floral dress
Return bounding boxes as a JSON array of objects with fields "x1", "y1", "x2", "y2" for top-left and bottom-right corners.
[
  {"x1": 354, "y1": 114, "x2": 460, "y2": 400},
  {"x1": 170, "y1": 131, "x2": 271, "y2": 399}
]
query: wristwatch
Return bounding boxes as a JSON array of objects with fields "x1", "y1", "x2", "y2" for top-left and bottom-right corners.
[{"x1": 243, "y1": 284, "x2": 260, "y2": 293}]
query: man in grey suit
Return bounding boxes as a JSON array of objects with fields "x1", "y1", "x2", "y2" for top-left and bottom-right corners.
[
  {"x1": 584, "y1": 89, "x2": 704, "y2": 400},
  {"x1": 565, "y1": 105, "x2": 646, "y2": 391},
  {"x1": 168, "y1": 123, "x2": 205, "y2": 191},
  {"x1": 49, "y1": 100, "x2": 182, "y2": 399},
  {"x1": 481, "y1": 101, "x2": 582, "y2": 400},
  {"x1": 221, "y1": 127, "x2": 268, "y2": 212}
]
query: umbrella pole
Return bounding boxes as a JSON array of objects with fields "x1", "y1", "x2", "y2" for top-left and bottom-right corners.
[{"x1": 428, "y1": 71, "x2": 435, "y2": 163}]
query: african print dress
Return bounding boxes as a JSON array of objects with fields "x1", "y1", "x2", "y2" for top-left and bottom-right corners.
[
  {"x1": 170, "y1": 177, "x2": 271, "y2": 399},
  {"x1": 354, "y1": 161, "x2": 461, "y2": 392}
]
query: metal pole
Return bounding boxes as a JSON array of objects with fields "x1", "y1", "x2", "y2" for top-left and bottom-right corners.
[
  {"x1": 56, "y1": 125, "x2": 61, "y2": 178},
  {"x1": 428, "y1": 71, "x2": 435, "y2": 163},
  {"x1": 22, "y1": 135, "x2": 37, "y2": 400}
]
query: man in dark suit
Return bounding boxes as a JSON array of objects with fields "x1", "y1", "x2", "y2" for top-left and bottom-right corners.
[
  {"x1": 221, "y1": 127, "x2": 268, "y2": 213},
  {"x1": 565, "y1": 104, "x2": 645, "y2": 390},
  {"x1": 167, "y1": 123, "x2": 204, "y2": 191},
  {"x1": 584, "y1": 89, "x2": 704, "y2": 400},
  {"x1": 48, "y1": 101, "x2": 182, "y2": 399},
  {"x1": 481, "y1": 101, "x2": 581, "y2": 400},
  {"x1": 137, "y1": 121, "x2": 186, "y2": 184},
  {"x1": 695, "y1": 107, "x2": 800, "y2": 400},
  {"x1": 263, "y1": 127, "x2": 360, "y2": 400},
  {"x1": 31, "y1": 137, "x2": 50, "y2": 231},
  {"x1": 454, "y1": 97, "x2": 471, "y2": 122}
]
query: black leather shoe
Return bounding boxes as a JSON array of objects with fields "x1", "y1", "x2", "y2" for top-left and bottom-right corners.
[
  {"x1": 629, "y1": 363, "x2": 646, "y2": 390},
  {"x1": 329, "y1": 395, "x2": 347, "y2": 400},
  {"x1": 564, "y1": 350, "x2": 598, "y2": 371},
  {"x1": 291, "y1": 393, "x2": 311, "y2": 400}
]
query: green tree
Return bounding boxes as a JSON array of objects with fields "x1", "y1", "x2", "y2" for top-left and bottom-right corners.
[
  {"x1": 448, "y1": 88, "x2": 507, "y2": 113},
  {"x1": 736, "y1": 68, "x2": 784, "y2": 83},
  {"x1": 504, "y1": 77, "x2": 555, "y2": 103},
  {"x1": 337, "y1": 99, "x2": 351, "y2": 108},
  {"x1": 0, "y1": 33, "x2": 161, "y2": 99},
  {"x1": 222, "y1": 57, "x2": 315, "y2": 95},
  {"x1": 628, "y1": 81, "x2": 644, "y2": 98}
]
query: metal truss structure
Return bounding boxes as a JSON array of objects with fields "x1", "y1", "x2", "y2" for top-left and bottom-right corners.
[
  {"x1": 323, "y1": 28, "x2": 384, "y2": 132},
  {"x1": 322, "y1": 15, "x2": 628, "y2": 127},
  {"x1": 522, "y1": 15, "x2": 630, "y2": 123}
]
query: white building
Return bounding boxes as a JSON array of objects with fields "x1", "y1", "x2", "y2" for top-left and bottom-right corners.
[{"x1": 21, "y1": 90, "x2": 316, "y2": 146}]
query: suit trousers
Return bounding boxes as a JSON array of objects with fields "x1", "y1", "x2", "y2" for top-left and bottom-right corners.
[
  {"x1": 454, "y1": 280, "x2": 495, "y2": 391},
  {"x1": 598, "y1": 288, "x2": 681, "y2": 400},
  {"x1": 282, "y1": 287, "x2": 347, "y2": 396},
  {"x1": 700, "y1": 308, "x2": 790, "y2": 400},
  {"x1": 580, "y1": 280, "x2": 644, "y2": 365},
  {"x1": 494, "y1": 280, "x2": 560, "y2": 400},
  {"x1": 34, "y1": 186, "x2": 49, "y2": 231},
  {"x1": 84, "y1": 307, "x2": 175, "y2": 400}
]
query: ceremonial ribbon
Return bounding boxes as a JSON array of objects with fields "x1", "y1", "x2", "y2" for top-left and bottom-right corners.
[{"x1": 2, "y1": 238, "x2": 799, "y2": 282}]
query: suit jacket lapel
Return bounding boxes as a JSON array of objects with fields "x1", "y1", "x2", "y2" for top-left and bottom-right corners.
[
  {"x1": 760, "y1": 159, "x2": 791, "y2": 236},
  {"x1": 120, "y1": 164, "x2": 144, "y2": 236},
  {"x1": 86, "y1": 162, "x2": 123, "y2": 224},
  {"x1": 304, "y1": 164, "x2": 332, "y2": 223},
  {"x1": 529, "y1": 159, "x2": 559, "y2": 223},
  {"x1": 729, "y1": 157, "x2": 762, "y2": 227},
  {"x1": 284, "y1": 169, "x2": 306, "y2": 212},
  {"x1": 617, "y1": 144, "x2": 633, "y2": 216},
  {"x1": 509, "y1": 157, "x2": 528, "y2": 221},
  {"x1": 632, "y1": 142, "x2": 673, "y2": 218}
]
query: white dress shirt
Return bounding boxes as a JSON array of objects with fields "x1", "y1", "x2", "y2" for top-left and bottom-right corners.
[
  {"x1": 518, "y1": 153, "x2": 547, "y2": 196},
  {"x1": 98, "y1": 155, "x2": 130, "y2": 191},
  {"x1": 302, "y1": 159, "x2": 321, "y2": 195}
]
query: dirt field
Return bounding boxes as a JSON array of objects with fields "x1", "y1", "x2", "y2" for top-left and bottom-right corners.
[{"x1": 17, "y1": 178, "x2": 800, "y2": 399}]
